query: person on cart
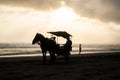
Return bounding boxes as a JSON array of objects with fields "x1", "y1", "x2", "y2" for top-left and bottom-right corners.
[{"x1": 64, "y1": 36, "x2": 72, "y2": 54}]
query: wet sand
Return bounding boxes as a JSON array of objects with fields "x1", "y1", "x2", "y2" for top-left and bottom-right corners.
[{"x1": 0, "y1": 52, "x2": 120, "y2": 80}]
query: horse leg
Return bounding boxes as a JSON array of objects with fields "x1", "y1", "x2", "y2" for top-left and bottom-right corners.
[
  {"x1": 43, "y1": 51, "x2": 46, "y2": 64},
  {"x1": 49, "y1": 52, "x2": 56, "y2": 64},
  {"x1": 49, "y1": 52, "x2": 53, "y2": 63},
  {"x1": 52, "y1": 53, "x2": 56, "y2": 63}
]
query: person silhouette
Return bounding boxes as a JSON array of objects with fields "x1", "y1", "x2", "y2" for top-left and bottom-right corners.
[
  {"x1": 64, "y1": 37, "x2": 72, "y2": 54},
  {"x1": 79, "y1": 44, "x2": 82, "y2": 54},
  {"x1": 52, "y1": 37, "x2": 56, "y2": 43}
]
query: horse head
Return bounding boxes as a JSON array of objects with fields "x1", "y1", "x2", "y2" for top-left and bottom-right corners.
[{"x1": 32, "y1": 33, "x2": 45, "y2": 44}]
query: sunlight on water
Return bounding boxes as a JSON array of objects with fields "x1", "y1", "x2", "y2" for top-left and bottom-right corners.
[{"x1": 0, "y1": 43, "x2": 120, "y2": 57}]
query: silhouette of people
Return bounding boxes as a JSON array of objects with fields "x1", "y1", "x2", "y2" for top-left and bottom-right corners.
[
  {"x1": 50, "y1": 37, "x2": 57, "y2": 47},
  {"x1": 51, "y1": 37, "x2": 60, "y2": 51},
  {"x1": 50, "y1": 37, "x2": 58, "y2": 51},
  {"x1": 52, "y1": 37, "x2": 56, "y2": 43},
  {"x1": 64, "y1": 37, "x2": 72, "y2": 52},
  {"x1": 79, "y1": 44, "x2": 82, "y2": 54}
]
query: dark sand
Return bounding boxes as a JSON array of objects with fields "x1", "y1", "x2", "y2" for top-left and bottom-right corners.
[{"x1": 0, "y1": 52, "x2": 120, "y2": 80}]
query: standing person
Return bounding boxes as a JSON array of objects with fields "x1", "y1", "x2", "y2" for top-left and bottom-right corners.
[{"x1": 79, "y1": 44, "x2": 82, "y2": 54}]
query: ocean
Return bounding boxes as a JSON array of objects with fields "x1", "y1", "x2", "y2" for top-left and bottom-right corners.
[{"x1": 0, "y1": 43, "x2": 120, "y2": 57}]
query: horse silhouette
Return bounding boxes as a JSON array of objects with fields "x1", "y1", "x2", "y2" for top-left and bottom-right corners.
[{"x1": 32, "y1": 33, "x2": 70, "y2": 64}]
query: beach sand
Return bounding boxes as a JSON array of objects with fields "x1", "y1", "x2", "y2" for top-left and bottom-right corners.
[{"x1": 0, "y1": 52, "x2": 120, "y2": 80}]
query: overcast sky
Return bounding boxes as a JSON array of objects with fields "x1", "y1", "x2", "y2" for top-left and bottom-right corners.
[{"x1": 0, "y1": 0, "x2": 120, "y2": 44}]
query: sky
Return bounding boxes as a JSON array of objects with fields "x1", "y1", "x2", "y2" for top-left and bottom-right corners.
[{"x1": 0, "y1": 0, "x2": 120, "y2": 44}]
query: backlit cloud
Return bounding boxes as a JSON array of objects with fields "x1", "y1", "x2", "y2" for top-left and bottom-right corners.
[
  {"x1": 0, "y1": 0, "x2": 62, "y2": 11},
  {"x1": 65, "y1": 0, "x2": 120, "y2": 24},
  {"x1": 0, "y1": 0, "x2": 120, "y2": 24}
]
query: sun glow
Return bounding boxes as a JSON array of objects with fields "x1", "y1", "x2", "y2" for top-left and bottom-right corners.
[
  {"x1": 51, "y1": 6, "x2": 78, "y2": 24},
  {"x1": 0, "y1": 5, "x2": 119, "y2": 44}
]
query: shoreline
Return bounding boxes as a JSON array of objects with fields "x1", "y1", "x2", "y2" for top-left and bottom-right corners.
[{"x1": 0, "y1": 52, "x2": 120, "y2": 62}]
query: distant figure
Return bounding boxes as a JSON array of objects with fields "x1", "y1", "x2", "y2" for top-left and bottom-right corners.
[
  {"x1": 79, "y1": 44, "x2": 82, "y2": 54},
  {"x1": 64, "y1": 37, "x2": 72, "y2": 53}
]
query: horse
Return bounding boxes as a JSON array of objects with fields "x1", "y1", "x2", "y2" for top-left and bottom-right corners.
[
  {"x1": 32, "y1": 33, "x2": 56, "y2": 64},
  {"x1": 32, "y1": 33, "x2": 70, "y2": 64}
]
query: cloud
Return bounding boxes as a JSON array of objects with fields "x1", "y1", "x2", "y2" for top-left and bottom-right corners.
[
  {"x1": 0, "y1": 0, "x2": 120, "y2": 23},
  {"x1": 65, "y1": 0, "x2": 120, "y2": 24},
  {"x1": 0, "y1": 0, "x2": 62, "y2": 11}
]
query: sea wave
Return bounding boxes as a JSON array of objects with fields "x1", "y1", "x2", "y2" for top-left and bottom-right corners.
[{"x1": 0, "y1": 43, "x2": 120, "y2": 57}]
